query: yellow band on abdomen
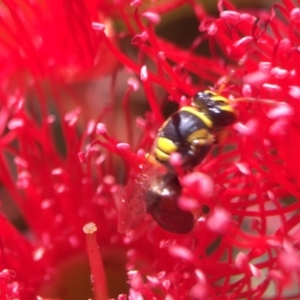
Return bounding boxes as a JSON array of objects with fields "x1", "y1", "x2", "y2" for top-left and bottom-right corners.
[{"x1": 156, "y1": 137, "x2": 177, "y2": 153}]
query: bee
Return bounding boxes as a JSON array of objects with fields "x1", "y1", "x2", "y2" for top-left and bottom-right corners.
[
  {"x1": 118, "y1": 90, "x2": 237, "y2": 234},
  {"x1": 149, "y1": 90, "x2": 236, "y2": 171}
]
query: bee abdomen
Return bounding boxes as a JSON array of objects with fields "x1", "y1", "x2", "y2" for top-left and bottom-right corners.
[
  {"x1": 145, "y1": 173, "x2": 194, "y2": 234},
  {"x1": 153, "y1": 110, "x2": 214, "y2": 170}
]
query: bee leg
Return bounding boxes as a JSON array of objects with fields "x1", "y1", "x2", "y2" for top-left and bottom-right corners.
[
  {"x1": 190, "y1": 133, "x2": 215, "y2": 148},
  {"x1": 179, "y1": 135, "x2": 214, "y2": 171},
  {"x1": 214, "y1": 129, "x2": 230, "y2": 144}
]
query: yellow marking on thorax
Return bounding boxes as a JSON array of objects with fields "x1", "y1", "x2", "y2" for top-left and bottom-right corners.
[{"x1": 180, "y1": 106, "x2": 213, "y2": 128}]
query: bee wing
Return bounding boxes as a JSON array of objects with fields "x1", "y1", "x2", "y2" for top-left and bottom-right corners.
[
  {"x1": 117, "y1": 165, "x2": 164, "y2": 233},
  {"x1": 117, "y1": 173, "x2": 148, "y2": 233}
]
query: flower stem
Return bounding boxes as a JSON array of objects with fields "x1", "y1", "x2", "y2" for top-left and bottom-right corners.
[{"x1": 83, "y1": 222, "x2": 108, "y2": 300}]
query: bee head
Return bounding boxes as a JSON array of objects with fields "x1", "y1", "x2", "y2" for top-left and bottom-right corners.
[{"x1": 191, "y1": 90, "x2": 236, "y2": 127}]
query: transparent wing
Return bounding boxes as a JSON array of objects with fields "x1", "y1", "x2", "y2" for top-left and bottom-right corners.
[
  {"x1": 118, "y1": 164, "x2": 166, "y2": 233},
  {"x1": 117, "y1": 165, "x2": 164, "y2": 233},
  {"x1": 117, "y1": 177, "x2": 147, "y2": 233}
]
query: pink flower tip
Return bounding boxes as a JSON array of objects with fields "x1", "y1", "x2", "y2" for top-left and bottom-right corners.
[
  {"x1": 267, "y1": 102, "x2": 294, "y2": 119},
  {"x1": 269, "y1": 119, "x2": 288, "y2": 136},
  {"x1": 162, "y1": 280, "x2": 170, "y2": 289},
  {"x1": 141, "y1": 12, "x2": 160, "y2": 24},
  {"x1": 278, "y1": 250, "x2": 300, "y2": 273},
  {"x1": 129, "y1": 272, "x2": 143, "y2": 289},
  {"x1": 290, "y1": 8, "x2": 300, "y2": 23},
  {"x1": 64, "y1": 108, "x2": 81, "y2": 126},
  {"x1": 178, "y1": 196, "x2": 200, "y2": 211},
  {"x1": 127, "y1": 77, "x2": 139, "y2": 91},
  {"x1": 249, "y1": 264, "x2": 261, "y2": 278},
  {"x1": 220, "y1": 11, "x2": 240, "y2": 22},
  {"x1": 33, "y1": 247, "x2": 45, "y2": 261},
  {"x1": 116, "y1": 143, "x2": 130, "y2": 150},
  {"x1": 269, "y1": 270, "x2": 286, "y2": 284},
  {"x1": 259, "y1": 62, "x2": 272, "y2": 72},
  {"x1": 51, "y1": 168, "x2": 64, "y2": 175},
  {"x1": 180, "y1": 96, "x2": 188, "y2": 106},
  {"x1": 132, "y1": 31, "x2": 149, "y2": 45},
  {"x1": 136, "y1": 116, "x2": 146, "y2": 128},
  {"x1": 263, "y1": 83, "x2": 282, "y2": 93},
  {"x1": 91, "y1": 22, "x2": 105, "y2": 31},
  {"x1": 181, "y1": 172, "x2": 214, "y2": 198},
  {"x1": 240, "y1": 13, "x2": 256, "y2": 24},
  {"x1": 130, "y1": 0, "x2": 141, "y2": 6},
  {"x1": 78, "y1": 151, "x2": 87, "y2": 164},
  {"x1": 140, "y1": 65, "x2": 148, "y2": 81},
  {"x1": 206, "y1": 207, "x2": 231, "y2": 233},
  {"x1": 235, "y1": 162, "x2": 251, "y2": 175},
  {"x1": 137, "y1": 149, "x2": 146, "y2": 157},
  {"x1": 140, "y1": 31, "x2": 149, "y2": 41},
  {"x1": 14, "y1": 157, "x2": 28, "y2": 168},
  {"x1": 270, "y1": 67, "x2": 288, "y2": 79},
  {"x1": 158, "y1": 51, "x2": 166, "y2": 60},
  {"x1": 47, "y1": 115, "x2": 56, "y2": 124},
  {"x1": 87, "y1": 120, "x2": 96, "y2": 135},
  {"x1": 169, "y1": 152, "x2": 182, "y2": 167},
  {"x1": 83, "y1": 222, "x2": 97, "y2": 234},
  {"x1": 233, "y1": 36, "x2": 253, "y2": 48},
  {"x1": 243, "y1": 71, "x2": 270, "y2": 85},
  {"x1": 0, "y1": 269, "x2": 16, "y2": 280},
  {"x1": 289, "y1": 86, "x2": 300, "y2": 99},
  {"x1": 278, "y1": 38, "x2": 292, "y2": 54},
  {"x1": 190, "y1": 282, "x2": 208, "y2": 299},
  {"x1": 168, "y1": 245, "x2": 195, "y2": 261},
  {"x1": 7, "y1": 118, "x2": 24, "y2": 130},
  {"x1": 96, "y1": 123, "x2": 107, "y2": 135},
  {"x1": 103, "y1": 175, "x2": 115, "y2": 186},
  {"x1": 235, "y1": 252, "x2": 249, "y2": 270},
  {"x1": 195, "y1": 269, "x2": 206, "y2": 282},
  {"x1": 233, "y1": 118, "x2": 258, "y2": 136},
  {"x1": 242, "y1": 84, "x2": 252, "y2": 97}
]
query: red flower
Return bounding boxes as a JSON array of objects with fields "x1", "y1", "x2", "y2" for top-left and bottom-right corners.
[
  {"x1": 0, "y1": 0, "x2": 300, "y2": 299},
  {"x1": 96, "y1": 0, "x2": 300, "y2": 298}
]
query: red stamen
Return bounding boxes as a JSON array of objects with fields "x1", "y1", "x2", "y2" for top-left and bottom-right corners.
[{"x1": 83, "y1": 222, "x2": 108, "y2": 300}]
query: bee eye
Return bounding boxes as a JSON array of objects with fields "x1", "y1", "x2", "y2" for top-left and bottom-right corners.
[
  {"x1": 205, "y1": 91, "x2": 215, "y2": 97},
  {"x1": 215, "y1": 100, "x2": 227, "y2": 106}
]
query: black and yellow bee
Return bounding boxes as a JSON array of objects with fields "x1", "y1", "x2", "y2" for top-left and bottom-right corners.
[
  {"x1": 150, "y1": 90, "x2": 236, "y2": 171},
  {"x1": 119, "y1": 90, "x2": 238, "y2": 234}
]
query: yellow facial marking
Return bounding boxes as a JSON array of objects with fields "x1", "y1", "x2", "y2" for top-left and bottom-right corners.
[
  {"x1": 180, "y1": 107, "x2": 213, "y2": 128},
  {"x1": 204, "y1": 91, "x2": 235, "y2": 114}
]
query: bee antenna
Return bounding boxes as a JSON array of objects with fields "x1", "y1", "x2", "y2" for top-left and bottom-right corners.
[{"x1": 229, "y1": 97, "x2": 279, "y2": 105}]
